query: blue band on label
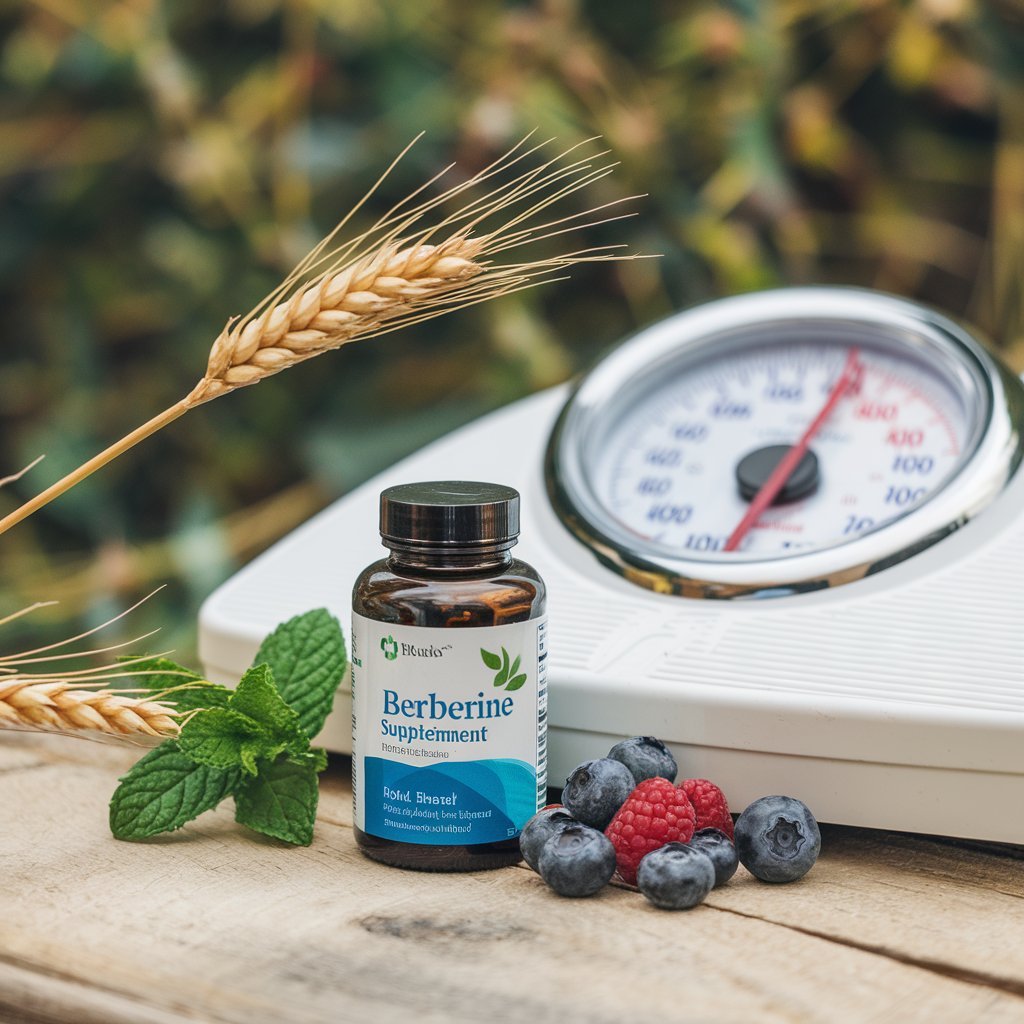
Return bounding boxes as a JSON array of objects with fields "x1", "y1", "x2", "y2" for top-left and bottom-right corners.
[{"x1": 363, "y1": 756, "x2": 537, "y2": 845}]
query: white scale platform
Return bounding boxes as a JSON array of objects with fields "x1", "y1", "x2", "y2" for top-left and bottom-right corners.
[{"x1": 199, "y1": 386, "x2": 1024, "y2": 843}]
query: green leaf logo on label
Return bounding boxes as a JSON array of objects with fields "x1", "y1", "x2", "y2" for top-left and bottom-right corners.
[
  {"x1": 381, "y1": 635, "x2": 399, "y2": 661},
  {"x1": 480, "y1": 646, "x2": 527, "y2": 691}
]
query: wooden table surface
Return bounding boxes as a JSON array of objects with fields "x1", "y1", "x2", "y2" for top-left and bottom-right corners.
[{"x1": 2, "y1": 732, "x2": 1023, "y2": 1024}]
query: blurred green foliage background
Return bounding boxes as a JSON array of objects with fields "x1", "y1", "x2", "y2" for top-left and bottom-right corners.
[{"x1": 3, "y1": 0, "x2": 1024, "y2": 658}]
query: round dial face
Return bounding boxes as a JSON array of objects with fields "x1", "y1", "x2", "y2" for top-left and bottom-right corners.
[
  {"x1": 547, "y1": 289, "x2": 1024, "y2": 598},
  {"x1": 595, "y1": 341, "x2": 969, "y2": 558}
]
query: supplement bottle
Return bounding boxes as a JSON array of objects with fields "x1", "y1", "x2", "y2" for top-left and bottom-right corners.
[{"x1": 351, "y1": 481, "x2": 547, "y2": 871}]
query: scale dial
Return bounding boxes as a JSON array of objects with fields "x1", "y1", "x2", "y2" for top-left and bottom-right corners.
[{"x1": 547, "y1": 289, "x2": 1024, "y2": 598}]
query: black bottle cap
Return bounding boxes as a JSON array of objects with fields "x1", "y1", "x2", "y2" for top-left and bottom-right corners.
[{"x1": 380, "y1": 481, "x2": 520, "y2": 547}]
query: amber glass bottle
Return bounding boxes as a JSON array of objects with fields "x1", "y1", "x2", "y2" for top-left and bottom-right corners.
[{"x1": 351, "y1": 481, "x2": 547, "y2": 871}]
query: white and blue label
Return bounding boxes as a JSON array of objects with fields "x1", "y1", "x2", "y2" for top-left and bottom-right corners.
[{"x1": 351, "y1": 614, "x2": 547, "y2": 846}]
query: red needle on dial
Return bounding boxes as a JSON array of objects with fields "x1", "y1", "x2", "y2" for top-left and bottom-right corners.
[{"x1": 723, "y1": 347, "x2": 863, "y2": 553}]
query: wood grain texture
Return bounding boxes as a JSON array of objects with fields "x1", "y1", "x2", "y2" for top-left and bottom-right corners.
[{"x1": 1, "y1": 734, "x2": 1022, "y2": 1024}]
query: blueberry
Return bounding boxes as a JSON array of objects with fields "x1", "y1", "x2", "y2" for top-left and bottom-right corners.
[
  {"x1": 538, "y1": 824, "x2": 617, "y2": 897},
  {"x1": 690, "y1": 828, "x2": 738, "y2": 887},
  {"x1": 562, "y1": 758, "x2": 635, "y2": 830},
  {"x1": 734, "y1": 795, "x2": 821, "y2": 883},
  {"x1": 636, "y1": 842, "x2": 716, "y2": 910},
  {"x1": 519, "y1": 807, "x2": 576, "y2": 872},
  {"x1": 608, "y1": 736, "x2": 678, "y2": 784}
]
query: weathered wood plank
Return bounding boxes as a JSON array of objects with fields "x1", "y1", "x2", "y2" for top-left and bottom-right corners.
[
  {"x1": 1, "y1": 735, "x2": 1022, "y2": 1024},
  {"x1": 704, "y1": 826, "x2": 1024, "y2": 996},
  {"x1": 0, "y1": 959, "x2": 194, "y2": 1024}
]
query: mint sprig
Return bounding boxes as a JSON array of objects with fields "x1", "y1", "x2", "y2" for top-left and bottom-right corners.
[
  {"x1": 234, "y1": 756, "x2": 320, "y2": 846},
  {"x1": 178, "y1": 707, "x2": 271, "y2": 775},
  {"x1": 253, "y1": 608, "x2": 347, "y2": 739},
  {"x1": 108, "y1": 742, "x2": 241, "y2": 839},
  {"x1": 109, "y1": 608, "x2": 346, "y2": 847}
]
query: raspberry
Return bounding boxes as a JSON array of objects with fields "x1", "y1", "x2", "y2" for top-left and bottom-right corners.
[
  {"x1": 680, "y1": 778, "x2": 733, "y2": 839},
  {"x1": 604, "y1": 777, "x2": 696, "y2": 885}
]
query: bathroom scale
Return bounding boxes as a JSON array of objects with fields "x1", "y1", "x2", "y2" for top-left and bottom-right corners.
[{"x1": 199, "y1": 288, "x2": 1024, "y2": 842}]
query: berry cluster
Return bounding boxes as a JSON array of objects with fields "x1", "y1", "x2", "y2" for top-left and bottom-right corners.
[{"x1": 521, "y1": 736, "x2": 820, "y2": 908}]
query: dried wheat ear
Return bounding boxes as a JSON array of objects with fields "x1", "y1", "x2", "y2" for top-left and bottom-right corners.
[
  {"x1": 0, "y1": 680, "x2": 180, "y2": 740},
  {"x1": 0, "y1": 597, "x2": 203, "y2": 744},
  {"x1": 0, "y1": 134, "x2": 646, "y2": 535}
]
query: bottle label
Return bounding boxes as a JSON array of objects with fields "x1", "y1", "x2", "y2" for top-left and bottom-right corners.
[{"x1": 351, "y1": 613, "x2": 547, "y2": 846}]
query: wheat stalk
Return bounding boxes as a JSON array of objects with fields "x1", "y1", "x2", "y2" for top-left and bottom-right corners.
[
  {"x1": 0, "y1": 135, "x2": 644, "y2": 534},
  {"x1": 0, "y1": 592, "x2": 204, "y2": 744},
  {"x1": 0, "y1": 679, "x2": 180, "y2": 741},
  {"x1": 187, "y1": 237, "x2": 488, "y2": 404}
]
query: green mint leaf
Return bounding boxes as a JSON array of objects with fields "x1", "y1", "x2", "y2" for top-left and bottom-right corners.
[
  {"x1": 109, "y1": 741, "x2": 240, "y2": 840},
  {"x1": 287, "y1": 747, "x2": 329, "y2": 773},
  {"x1": 508, "y1": 654, "x2": 521, "y2": 679},
  {"x1": 178, "y1": 708, "x2": 270, "y2": 775},
  {"x1": 117, "y1": 655, "x2": 231, "y2": 713},
  {"x1": 495, "y1": 647, "x2": 510, "y2": 687},
  {"x1": 505, "y1": 673, "x2": 528, "y2": 692},
  {"x1": 234, "y1": 756, "x2": 319, "y2": 846},
  {"x1": 252, "y1": 609, "x2": 347, "y2": 739},
  {"x1": 239, "y1": 739, "x2": 267, "y2": 776},
  {"x1": 229, "y1": 664, "x2": 308, "y2": 756},
  {"x1": 480, "y1": 648, "x2": 501, "y2": 671}
]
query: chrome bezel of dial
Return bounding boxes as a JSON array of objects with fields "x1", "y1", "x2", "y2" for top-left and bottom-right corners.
[{"x1": 546, "y1": 287, "x2": 1024, "y2": 599}]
